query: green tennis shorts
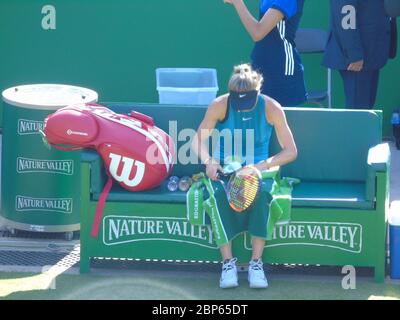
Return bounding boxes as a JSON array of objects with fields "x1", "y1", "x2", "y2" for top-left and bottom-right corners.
[{"x1": 210, "y1": 178, "x2": 274, "y2": 243}]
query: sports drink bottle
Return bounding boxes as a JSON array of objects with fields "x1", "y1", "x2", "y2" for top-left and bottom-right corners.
[
  {"x1": 167, "y1": 176, "x2": 180, "y2": 192},
  {"x1": 178, "y1": 176, "x2": 193, "y2": 192}
]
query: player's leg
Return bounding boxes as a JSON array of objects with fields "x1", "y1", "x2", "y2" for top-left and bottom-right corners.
[
  {"x1": 210, "y1": 181, "x2": 241, "y2": 288},
  {"x1": 219, "y1": 242, "x2": 239, "y2": 289},
  {"x1": 220, "y1": 242, "x2": 233, "y2": 260},
  {"x1": 248, "y1": 237, "x2": 269, "y2": 289},
  {"x1": 247, "y1": 183, "x2": 271, "y2": 289},
  {"x1": 251, "y1": 237, "x2": 265, "y2": 260}
]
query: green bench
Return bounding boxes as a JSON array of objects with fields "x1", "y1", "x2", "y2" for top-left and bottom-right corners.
[{"x1": 79, "y1": 103, "x2": 390, "y2": 282}]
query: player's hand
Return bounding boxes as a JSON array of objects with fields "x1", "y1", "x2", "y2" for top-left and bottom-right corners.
[
  {"x1": 347, "y1": 60, "x2": 364, "y2": 72},
  {"x1": 206, "y1": 162, "x2": 223, "y2": 181},
  {"x1": 239, "y1": 165, "x2": 258, "y2": 176}
]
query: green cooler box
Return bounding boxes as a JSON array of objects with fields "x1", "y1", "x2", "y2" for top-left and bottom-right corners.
[{"x1": 1, "y1": 84, "x2": 98, "y2": 239}]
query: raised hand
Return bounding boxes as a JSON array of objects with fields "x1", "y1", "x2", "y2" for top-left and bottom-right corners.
[{"x1": 223, "y1": 0, "x2": 241, "y2": 6}]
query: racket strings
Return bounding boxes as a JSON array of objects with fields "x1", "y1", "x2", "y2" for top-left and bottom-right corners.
[{"x1": 228, "y1": 173, "x2": 260, "y2": 211}]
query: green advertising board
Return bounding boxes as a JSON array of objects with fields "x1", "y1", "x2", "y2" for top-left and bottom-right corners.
[
  {"x1": 1, "y1": 84, "x2": 97, "y2": 237},
  {"x1": 99, "y1": 216, "x2": 362, "y2": 255},
  {"x1": 103, "y1": 215, "x2": 216, "y2": 250},
  {"x1": 0, "y1": 1, "x2": 398, "y2": 136}
]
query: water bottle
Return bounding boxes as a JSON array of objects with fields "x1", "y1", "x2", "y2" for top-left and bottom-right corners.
[
  {"x1": 392, "y1": 109, "x2": 400, "y2": 150},
  {"x1": 391, "y1": 110, "x2": 400, "y2": 125},
  {"x1": 178, "y1": 176, "x2": 193, "y2": 192},
  {"x1": 167, "y1": 176, "x2": 180, "y2": 192}
]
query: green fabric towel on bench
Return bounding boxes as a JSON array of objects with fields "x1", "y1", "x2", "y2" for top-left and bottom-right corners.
[{"x1": 186, "y1": 170, "x2": 299, "y2": 245}]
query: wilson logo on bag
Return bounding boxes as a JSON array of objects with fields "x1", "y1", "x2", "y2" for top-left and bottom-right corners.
[
  {"x1": 42, "y1": 103, "x2": 175, "y2": 237},
  {"x1": 108, "y1": 153, "x2": 146, "y2": 188}
]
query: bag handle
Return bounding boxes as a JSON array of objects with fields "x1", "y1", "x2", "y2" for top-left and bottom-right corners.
[
  {"x1": 91, "y1": 172, "x2": 113, "y2": 237},
  {"x1": 50, "y1": 144, "x2": 83, "y2": 151},
  {"x1": 40, "y1": 129, "x2": 84, "y2": 151},
  {"x1": 130, "y1": 110, "x2": 155, "y2": 126}
]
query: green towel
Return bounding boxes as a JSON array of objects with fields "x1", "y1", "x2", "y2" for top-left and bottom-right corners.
[
  {"x1": 264, "y1": 169, "x2": 300, "y2": 240},
  {"x1": 187, "y1": 173, "x2": 229, "y2": 247},
  {"x1": 187, "y1": 170, "x2": 299, "y2": 245}
]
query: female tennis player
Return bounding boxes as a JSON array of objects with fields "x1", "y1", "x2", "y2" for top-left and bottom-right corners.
[
  {"x1": 224, "y1": 0, "x2": 307, "y2": 106},
  {"x1": 192, "y1": 64, "x2": 297, "y2": 289}
]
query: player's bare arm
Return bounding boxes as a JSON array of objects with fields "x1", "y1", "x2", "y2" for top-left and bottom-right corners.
[
  {"x1": 255, "y1": 96, "x2": 298, "y2": 171},
  {"x1": 191, "y1": 95, "x2": 227, "y2": 180}
]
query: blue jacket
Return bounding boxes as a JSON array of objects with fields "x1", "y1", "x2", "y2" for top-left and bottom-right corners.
[{"x1": 323, "y1": 0, "x2": 391, "y2": 70}]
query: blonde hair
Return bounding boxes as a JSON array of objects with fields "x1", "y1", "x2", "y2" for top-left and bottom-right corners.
[{"x1": 228, "y1": 64, "x2": 263, "y2": 92}]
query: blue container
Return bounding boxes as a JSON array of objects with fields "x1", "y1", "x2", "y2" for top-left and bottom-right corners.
[
  {"x1": 390, "y1": 212, "x2": 400, "y2": 279},
  {"x1": 392, "y1": 109, "x2": 400, "y2": 150}
]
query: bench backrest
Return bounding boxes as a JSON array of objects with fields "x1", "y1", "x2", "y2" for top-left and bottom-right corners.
[
  {"x1": 106, "y1": 103, "x2": 205, "y2": 177},
  {"x1": 271, "y1": 108, "x2": 382, "y2": 182},
  {"x1": 106, "y1": 103, "x2": 382, "y2": 182}
]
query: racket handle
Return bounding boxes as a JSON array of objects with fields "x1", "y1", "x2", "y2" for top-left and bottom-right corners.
[{"x1": 216, "y1": 171, "x2": 230, "y2": 180}]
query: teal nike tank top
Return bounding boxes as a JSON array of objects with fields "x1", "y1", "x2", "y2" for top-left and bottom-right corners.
[{"x1": 214, "y1": 95, "x2": 273, "y2": 165}]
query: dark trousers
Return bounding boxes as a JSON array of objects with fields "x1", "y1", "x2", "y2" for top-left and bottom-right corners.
[{"x1": 339, "y1": 69, "x2": 380, "y2": 109}]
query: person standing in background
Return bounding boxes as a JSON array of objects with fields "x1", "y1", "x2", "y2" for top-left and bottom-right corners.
[
  {"x1": 386, "y1": 0, "x2": 399, "y2": 59},
  {"x1": 224, "y1": 0, "x2": 307, "y2": 107},
  {"x1": 323, "y1": 0, "x2": 392, "y2": 109}
]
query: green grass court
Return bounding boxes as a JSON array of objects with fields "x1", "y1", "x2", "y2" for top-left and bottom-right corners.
[{"x1": 1, "y1": 270, "x2": 400, "y2": 300}]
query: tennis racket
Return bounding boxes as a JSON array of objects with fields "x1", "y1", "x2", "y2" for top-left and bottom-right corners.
[{"x1": 216, "y1": 165, "x2": 262, "y2": 213}]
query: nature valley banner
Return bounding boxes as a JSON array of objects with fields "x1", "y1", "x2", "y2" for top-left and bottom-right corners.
[
  {"x1": 17, "y1": 119, "x2": 44, "y2": 135},
  {"x1": 102, "y1": 216, "x2": 363, "y2": 254},
  {"x1": 17, "y1": 157, "x2": 74, "y2": 175},
  {"x1": 245, "y1": 221, "x2": 363, "y2": 253},
  {"x1": 15, "y1": 196, "x2": 73, "y2": 214},
  {"x1": 103, "y1": 215, "x2": 218, "y2": 250}
]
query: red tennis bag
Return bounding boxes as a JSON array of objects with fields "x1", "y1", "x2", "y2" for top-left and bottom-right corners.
[{"x1": 42, "y1": 103, "x2": 175, "y2": 237}]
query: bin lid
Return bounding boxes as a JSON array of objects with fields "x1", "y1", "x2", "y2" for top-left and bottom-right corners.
[
  {"x1": 389, "y1": 202, "x2": 400, "y2": 226},
  {"x1": 2, "y1": 84, "x2": 98, "y2": 110}
]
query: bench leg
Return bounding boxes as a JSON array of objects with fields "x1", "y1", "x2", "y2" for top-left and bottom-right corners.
[
  {"x1": 80, "y1": 259, "x2": 90, "y2": 274},
  {"x1": 80, "y1": 252, "x2": 90, "y2": 274},
  {"x1": 374, "y1": 261, "x2": 386, "y2": 283},
  {"x1": 373, "y1": 225, "x2": 387, "y2": 283},
  {"x1": 80, "y1": 163, "x2": 91, "y2": 274}
]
